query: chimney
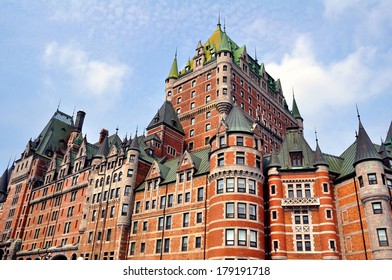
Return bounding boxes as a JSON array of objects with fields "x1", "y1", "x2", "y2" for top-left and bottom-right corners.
[
  {"x1": 74, "y1": 110, "x2": 86, "y2": 133},
  {"x1": 99, "y1": 129, "x2": 109, "y2": 144}
]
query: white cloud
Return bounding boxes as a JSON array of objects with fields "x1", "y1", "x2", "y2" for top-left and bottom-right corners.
[
  {"x1": 323, "y1": 0, "x2": 362, "y2": 17},
  {"x1": 266, "y1": 35, "x2": 391, "y2": 119},
  {"x1": 43, "y1": 41, "x2": 129, "y2": 100}
]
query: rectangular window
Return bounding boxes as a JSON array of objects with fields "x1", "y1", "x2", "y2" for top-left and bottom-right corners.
[
  {"x1": 130, "y1": 242, "x2": 135, "y2": 255},
  {"x1": 217, "y1": 153, "x2": 224, "y2": 167},
  {"x1": 181, "y1": 236, "x2": 188, "y2": 251},
  {"x1": 272, "y1": 210, "x2": 277, "y2": 220},
  {"x1": 156, "y1": 239, "x2": 162, "y2": 254},
  {"x1": 377, "y1": 228, "x2": 388, "y2": 246},
  {"x1": 140, "y1": 243, "x2": 145, "y2": 253},
  {"x1": 238, "y1": 229, "x2": 247, "y2": 246},
  {"x1": 167, "y1": 194, "x2": 173, "y2": 207},
  {"x1": 288, "y1": 184, "x2": 294, "y2": 197},
  {"x1": 134, "y1": 201, "x2": 140, "y2": 213},
  {"x1": 236, "y1": 136, "x2": 244, "y2": 146},
  {"x1": 236, "y1": 152, "x2": 245, "y2": 164},
  {"x1": 217, "y1": 179, "x2": 224, "y2": 194},
  {"x1": 196, "y1": 212, "x2": 202, "y2": 223},
  {"x1": 326, "y1": 209, "x2": 332, "y2": 219},
  {"x1": 225, "y1": 229, "x2": 235, "y2": 246},
  {"x1": 143, "y1": 221, "x2": 148, "y2": 231},
  {"x1": 226, "y1": 203, "x2": 234, "y2": 218},
  {"x1": 197, "y1": 187, "x2": 204, "y2": 201},
  {"x1": 121, "y1": 204, "x2": 128, "y2": 216},
  {"x1": 358, "y1": 176, "x2": 364, "y2": 187},
  {"x1": 249, "y1": 180, "x2": 256, "y2": 194},
  {"x1": 158, "y1": 217, "x2": 164, "y2": 230},
  {"x1": 164, "y1": 238, "x2": 170, "y2": 253},
  {"x1": 177, "y1": 194, "x2": 183, "y2": 204},
  {"x1": 250, "y1": 230, "x2": 257, "y2": 247},
  {"x1": 270, "y1": 185, "x2": 276, "y2": 195},
  {"x1": 195, "y1": 237, "x2": 202, "y2": 248},
  {"x1": 237, "y1": 178, "x2": 246, "y2": 192},
  {"x1": 249, "y1": 204, "x2": 257, "y2": 220},
  {"x1": 238, "y1": 203, "x2": 246, "y2": 219},
  {"x1": 160, "y1": 196, "x2": 166, "y2": 209},
  {"x1": 132, "y1": 221, "x2": 138, "y2": 234},
  {"x1": 124, "y1": 186, "x2": 131, "y2": 196},
  {"x1": 183, "y1": 213, "x2": 189, "y2": 227},
  {"x1": 166, "y1": 216, "x2": 172, "y2": 230},
  {"x1": 323, "y1": 183, "x2": 329, "y2": 193},
  {"x1": 329, "y1": 240, "x2": 336, "y2": 251},
  {"x1": 368, "y1": 173, "x2": 377, "y2": 185},
  {"x1": 372, "y1": 202, "x2": 382, "y2": 214},
  {"x1": 185, "y1": 192, "x2": 190, "y2": 202},
  {"x1": 187, "y1": 171, "x2": 192, "y2": 181},
  {"x1": 226, "y1": 178, "x2": 234, "y2": 192}
]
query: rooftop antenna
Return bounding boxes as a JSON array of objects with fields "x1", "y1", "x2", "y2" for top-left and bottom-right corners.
[
  {"x1": 223, "y1": 18, "x2": 226, "y2": 32},
  {"x1": 72, "y1": 106, "x2": 76, "y2": 118},
  {"x1": 57, "y1": 99, "x2": 61, "y2": 111},
  {"x1": 314, "y1": 127, "x2": 319, "y2": 144},
  {"x1": 254, "y1": 47, "x2": 258, "y2": 62},
  {"x1": 218, "y1": 11, "x2": 221, "y2": 27}
]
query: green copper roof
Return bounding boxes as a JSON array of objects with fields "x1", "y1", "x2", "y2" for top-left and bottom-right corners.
[
  {"x1": 95, "y1": 136, "x2": 109, "y2": 157},
  {"x1": 291, "y1": 95, "x2": 302, "y2": 120},
  {"x1": 167, "y1": 54, "x2": 178, "y2": 80},
  {"x1": 313, "y1": 141, "x2": 328, "y2": 167},
  {"x1": 354, "y1": 120, "x2": 381, "y2": 166},
  {"x1": 218, "y1": 31, "x2": 231, "y2": 53},
  {"x1": 225, "y1": 103, "x2": 253, "y2": 133},
  {"x1": 32, "y1": 110, "x2": 74, "y2": 157},
  {"x1": 147, "y1": 100, "x2": 185, "y2": 135},
  {"x1": 135, "y1": 148, "x2": 210, "y2": 191},
  {"x1": 267, "y1": 149, "x2": 281, "y2": 169},
  {"x1": 277, "y1": 127, "x2": 315, "y2": 169}
]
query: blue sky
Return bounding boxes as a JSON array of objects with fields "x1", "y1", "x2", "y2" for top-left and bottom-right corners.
[{"x1": 0, "y1": 0, "x2": 391, "y2": 170}]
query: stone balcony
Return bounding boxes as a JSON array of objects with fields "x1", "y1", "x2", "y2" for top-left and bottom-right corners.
[{"x1": 281, "y1": 197, "x2": 320, "y2": 207}]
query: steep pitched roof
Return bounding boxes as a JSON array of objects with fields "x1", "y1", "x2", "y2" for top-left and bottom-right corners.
[
  {"x1": 166, "y1": 53, "x2": 178, "y2": 80},
  {"x1": 291, "y1": 95, "x2": 302, "y2": 120},
  {"x1": 313, "y1": 141, "x2": 329, "y2": 167},
  {"x1": 267, "y1": 149, "x2": 281, "y2": 169},
  {"x1": 385, "y1": 121, "x2": 392, "y2": 146},
  {"x1": 32, "y1": 110, "x2": 74, "y2": 157},
  {"x1": 0, "y1": 168, "x2": 9, "y2": 194},
  {"x1": 146, "y1": 100, "x2": 185, "y2": 134},
  {"x1": 277, "y1": 127, "x2": 315, "y2": 169},
  {"x1": 95, "y1": 136, "x2": 109, "y2": 158},
  {"x1": 354, "y1": 120, "x2": 381, "y2": 166},
  {"x1": 129, "y1": 132, "x2": 140, "y2": 152},
  {"x1": 225, "y1": 103, "x2": 253, "y2": 133}
]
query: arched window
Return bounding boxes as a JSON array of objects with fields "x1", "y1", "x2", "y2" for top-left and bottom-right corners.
[
  {"x1": 113, "y1": 173, "x2": 117, "y2": 182},
  {"x1": 106, "y1": 176, "x2": 111, "y2": 185},
  {"x1": 100, "y1": 178, "x2": 104, "y2": 187},
  {"x1": 118, "y1": 172, "x2": 123, "y2": 181}
]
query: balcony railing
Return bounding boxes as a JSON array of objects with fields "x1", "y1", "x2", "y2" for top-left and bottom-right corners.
[{"x1": 281, "y1": 197, "x2": 320, "y2": 207}]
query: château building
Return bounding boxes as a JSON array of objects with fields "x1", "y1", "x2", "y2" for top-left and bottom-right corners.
[{"x1": 0, "y1": 22, "x2": 391, "y2": 260}]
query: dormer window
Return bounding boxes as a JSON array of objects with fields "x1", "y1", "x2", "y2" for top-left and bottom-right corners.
[{"x1": 290, "y1": 152, "x2": 302, "y2": 167}]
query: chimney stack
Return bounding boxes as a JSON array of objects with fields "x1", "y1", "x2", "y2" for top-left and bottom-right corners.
[
  {"x1": 99, "y1": 129, "x2": 109, "y2": 144},
  {"x1": 74, "y1": 110, "x2": 86, "y2": 133}
]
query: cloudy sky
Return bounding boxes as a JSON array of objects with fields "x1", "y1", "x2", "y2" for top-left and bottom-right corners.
[{"x1": 0, "y1": 0, "x2": 391, "y2": 170}]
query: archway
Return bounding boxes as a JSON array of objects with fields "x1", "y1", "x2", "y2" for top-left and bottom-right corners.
[
  {"x1": 71, "y1": 253, "x2": 77, "y2": 260},
  {"x1": 51, "y1": 254, "x2": 67, "y2": 260}
]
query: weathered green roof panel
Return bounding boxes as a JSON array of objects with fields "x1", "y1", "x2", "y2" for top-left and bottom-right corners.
[{"x1": 225, "y1": 104, "x2": 253, "y2": 133}]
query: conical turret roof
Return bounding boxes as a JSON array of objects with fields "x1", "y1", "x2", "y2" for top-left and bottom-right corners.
[
  {"x1": 225, "y1": 103, "x2": 253, "y2": 133},
  {"x1": 354, "y1": 119, "x2": 381, "y2": 166},
  {"x1": 129, "y1": 132, "x2": 140, "y2": 152},
  {"x1": 291, "y1": 94, "x2": 302, "y2": 120},
  {"x1": 166, "y1": 53, "x2": 178, "y2": 80},
  {"x1": 313, "y1": 141, "x2": 329, "y2": 167},
  {"x1": 268, "y1": 149, "x2": 281, "y2": 169}
]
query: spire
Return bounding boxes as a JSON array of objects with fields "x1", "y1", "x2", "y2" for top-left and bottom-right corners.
[
  {"x1": 129, "y1": 131, "x2": 140, "y2": 152},
  {"x1": 291, "y1": 90, "x2": 302, "y2": 120},
  {"x1": 218, "y1": 29, "x2": 231, "y2": 53},
  {"x1": 354, "y1": 118, "x2": 382, "y2": 166},
  {"x1": 166, "y1": 50, "x2": 178, "y2": 80},
  {"x1": 217, "y1": 12, "x2": 221, "y2": 28},
  {"x1": 0, "y1": 168, "x2": 9, "y2": 202},
  {"x1": 313, "y1": 130, "x2": 328, "y2": 167},
  {"x1": 268, "y1": 148, "x2": 281, "y2": 169},
  {"x1": 385, "y1": 121, "x2": 392, "y2": 145}
]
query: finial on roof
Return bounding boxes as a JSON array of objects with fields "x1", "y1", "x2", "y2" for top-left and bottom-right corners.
[
  {"x1": 57, "y1": 99, "x2": 61, "y2": 111},
  {"x1": 356, "y1": 103, "x2": 360, "y2": 121},
  {"x1": 218, "y1": 12, "x2": 221, "y2": 27},
  {"x1": 116, "y1": 126, "x2": 119, "y2": 135},
  {"x1": 315, "y1": 127, "x2": 319, "y2": 144},
  {"x1": 223, "y1": 18, "x2": 226, "y2": 32}
]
